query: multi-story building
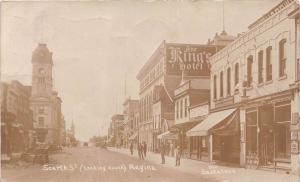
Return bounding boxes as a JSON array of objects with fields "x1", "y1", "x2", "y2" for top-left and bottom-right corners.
[
  {"x1": 1, "y1": 80, "x2": 34, "y2": 159},
  {"x1": 110, "y1": 114, "x2": 124, "y2": 147},
  {"x1": 122, "y1": 98, "x2": 139, "y2": 148},
  {"x1": 30, "y1": 43, "x2": 63, "y2": 145},
  {"x1": 189, "y1": 0, "x2": 300, "y2": 173},
  {"x1": 137, "y1": 41, "x2": 226, "y2": 151}
]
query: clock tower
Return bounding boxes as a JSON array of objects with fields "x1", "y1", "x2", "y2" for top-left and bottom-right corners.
[{"x1": 30, "y1": 43, "x2": 54, "y2": 143}]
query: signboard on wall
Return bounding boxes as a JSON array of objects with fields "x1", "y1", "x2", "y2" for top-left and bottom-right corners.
[{"x1": 165, "y1": 44, "x2": 216, "y2": 76}]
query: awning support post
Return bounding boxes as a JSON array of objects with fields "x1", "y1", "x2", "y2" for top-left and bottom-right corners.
[{"x1": 209, "y1": 134, "x2": 213, "y2": 163}]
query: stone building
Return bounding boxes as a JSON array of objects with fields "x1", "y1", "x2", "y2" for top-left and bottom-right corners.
[
  {"x1": 30, "y1": 43, "x2": 63, "y2": 145},
  {"x1": 1, "y1": 80, "x2": 34, "y2": 159},
  {"x1": 190, "y1": 0, "x2": 300, "y2": 173}
]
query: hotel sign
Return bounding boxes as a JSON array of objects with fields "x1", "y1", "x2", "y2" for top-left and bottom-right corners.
[{"x1": 166, "y1": 44, "x2": 216, "y2": 76}]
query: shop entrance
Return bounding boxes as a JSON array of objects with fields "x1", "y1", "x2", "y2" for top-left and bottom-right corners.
[{"x1": 258, "y1": 105, "x2": 274, "y2": 166}]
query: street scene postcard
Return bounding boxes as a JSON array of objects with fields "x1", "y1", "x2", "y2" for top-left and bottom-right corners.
[{"x1": 2, "y1": 0, "x2": 300, "y2": 182}]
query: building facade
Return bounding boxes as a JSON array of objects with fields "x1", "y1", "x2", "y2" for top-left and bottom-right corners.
[
  {"x1": 1, "y1": 80, "x2": 34, "y2": 159},
  {"x1": 30, "y1": 43, "x2": 63, "y2": 145},
  {"x1": 207, "y1": 0, "x2": 300, "y2": 172}
]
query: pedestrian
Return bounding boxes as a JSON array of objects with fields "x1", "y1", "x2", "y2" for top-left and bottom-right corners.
[
  {"x1": 138, "y1": 143, "x2": 144, "y2": 160},
  {"x1": 143, "y1": 142, "x2": 147, "y2": 158},
  {"x1": 175, "y1": 146, "x2": 181, "y2": 166},
  {"x1": 160, "y1": 142, "x2": 165, "y2": 164},
  {"x1": 130, "y1": 142, "x2": 133, "y2": 155}
]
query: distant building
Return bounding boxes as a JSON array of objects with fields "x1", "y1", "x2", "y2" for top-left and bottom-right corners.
[
  {"x1": 110, "y1": 114, "x2": 124, "y2": 147},
  {"x1": 1, "y1": 80, "x2": 34, "y2": 158},
  {"x1": 122, "y1": 98, "x2": 139, "y2": 148}
]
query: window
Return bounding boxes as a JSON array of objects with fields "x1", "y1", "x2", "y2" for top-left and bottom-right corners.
[
  {"x1": 176, "y1": 101, "x2": 179, "y2": 119},
  {"x1": 258, "y1": 50, "x2": 264, "y2": 84},
  {"x1": 38, "y1": 106, "x2": 44, "y2": 114},
  {"x1": 213, "y1": 75, "x2": 217, "y2": 99},
  {"x1": 220, "y1": 71, "x2": 224, "y2": 97},
  {"x1": 266, "y1": 46, "x2": 272, "y2": 81},
  {"x1": 184, "y1": 98, "x2": 188, "y2": 117},
  {"x1": 180, "y1": 99, "x2": 183, "y2": 118},
  {"x1": 227, "y1": 67, "x2": 231, "y2": 96},
  {"x1": 247, "y1": 56, "x2": 253, "y2": 87},
  {"x1": 38, "y1": 117, "x2": 44, "y2": 127},
  {"x1": 279, "y1": 39, "x2": 287, "y2": 77},
  {"x1": 234, "y1": 63, "x2": 239, "y2": 86}
]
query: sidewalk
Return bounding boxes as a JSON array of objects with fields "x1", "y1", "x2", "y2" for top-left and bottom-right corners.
[{"x1": 109, "y1": 147, "x2": 299, "y2": 182}]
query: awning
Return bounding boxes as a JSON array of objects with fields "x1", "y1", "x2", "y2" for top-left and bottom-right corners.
[
  {"x1": 186, "y1": 108, "x2": 236, "y2": 136},
  {"x1": 157, "y1": 131, "x2": 178, "y2": 140},
  {"x1": 129, "y1": 132, "x2": 138, "y2": 140}
]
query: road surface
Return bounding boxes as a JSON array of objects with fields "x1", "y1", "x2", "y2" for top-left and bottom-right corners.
[{"x1": 2, "y1": 146, "x2": 218, "y2": 182}]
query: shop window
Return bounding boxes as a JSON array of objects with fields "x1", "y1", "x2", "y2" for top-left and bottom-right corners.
[
  {"x1": 258, "y1": 50, "x2": 264, "y2": 84},
  {"x1": 227, "y1": 67, "x2": 231, "y2": 96},
  {"x1": 234, "y1": 63, "x2": 239, "y2": 86},
  {"x1": 275, "y1": 104, "x2": 291, "y2": 123},
  {"x1": 266, "y1": 46, "x2": 272, "y2": 81},
  {"x1": 213, "y1": 75, "x2": 217, "y2": 99},
  {"x1": 279, "y1": 39, "x2": 287, "y2": 77},
  {"x1": 246, "y1": 111, "x2": 257, "y2": 154},
  {"x1": 275, "y1": 124, "x2": 291, "y2": 159},
  {"x1": 220, "y1": 71, "x2": 224, "y2": 97},
  {"x1": 247, "y1": 56, "x2": 253, "y2": 87}
]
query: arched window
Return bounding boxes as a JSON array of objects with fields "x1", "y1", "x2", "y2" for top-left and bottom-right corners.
[
  {"x1": 247, "y1": 56, "x2": 253, "y2": 87},
  {"x1": 279, "y1": 39, "x2": 287, "y2": 77},
  {"x1": 227, "y1": 67, "x2": 231, "y2": 95},
  {"x1": 234, "y1": 63, "x2": 239, "y2": 85},
  {"x1": 266, "y1": 46, "x2": 272, "y2": 81},
  {"x1": 220, "y1": 71, "x2": 224, "y2": 97},
  {"x1": 258, "y1": 50, "x2": 264, "y2": 84},
  {"x1": 213, "y1": 75, "x2": 217, "y2": 99}
]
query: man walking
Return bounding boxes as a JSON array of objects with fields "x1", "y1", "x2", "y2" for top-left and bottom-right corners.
[
  {"x1": 143, "y1": 142, "x2": 147, "y2": 158},
  {"x1": 160, "y1": 142, "x2": 165, "y2": 164},
  {"x1": 138, "y1": 143, "x2": 144, "y2": 160},
  {"x1": 130, "y1": 142, "x2": 133, "y2": 155},
  {"x1": 175, "y1": 146, "x2": 181, "y2": 166}
]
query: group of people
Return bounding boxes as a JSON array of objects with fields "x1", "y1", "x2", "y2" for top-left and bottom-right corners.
[
  {"x1": 160, "y1": 142, "x2": 181, "y2": 166},
  {"x1": 129, "y1": 141, "x2": 181, "y2": 166},
  {"x1": 130, "y1": 141, "x2": 147, "y2": 160}
]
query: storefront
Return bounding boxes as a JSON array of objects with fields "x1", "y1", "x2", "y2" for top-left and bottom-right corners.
[
  {"x1": 245, "y1": 99, "x2": 291, "y2": 169},
  {"x1": 187, "y1": 108, "x2": 240, "y2": 164}
]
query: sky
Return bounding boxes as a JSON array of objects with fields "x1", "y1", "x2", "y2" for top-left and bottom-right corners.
[{"x1": 1, "y1": 0, "x2": 281, "y2": 141}]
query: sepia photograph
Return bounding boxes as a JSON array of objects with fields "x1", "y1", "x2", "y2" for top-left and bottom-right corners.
[{"x1": 1, "y1": 0, "x2": 300, "y2": 182}]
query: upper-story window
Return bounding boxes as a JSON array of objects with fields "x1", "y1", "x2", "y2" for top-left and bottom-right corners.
[
  {"x1": 258, "y1": 50, "x2": 264, "y2": 84},
  {"x1": 38, "y1": 106, "x2": 44, "y2": 114},
  {"x1": 176, "y1": 101, "x2": 179, "y2": 119},
  {"x1": 180, "y1": 99, "x2": 183, "y2": 118},
  {"x1": 266, "y1": 46, "x2": 272, "y2": 81},
  {"x1": 220, "y1": 71, "x2": 224, "y2": 97},
  {"x1": 227, "y1": 67, "x2": 231, "y2": 96},
  {"x1": 247, "y1": 55, "x2": 253, "y2": 87},
  {"x1": 279, "y1": 39, "x2": 287, "y2": 77},
  {"x1": 184, "y1": 98, "x2": 188, "y2": 117},
  {"x1": 234, "y1": 63, "x2": 239, "y2": 86},
  {"x1": 213, "y1": 75, "x2": 217, "y2": 99}
]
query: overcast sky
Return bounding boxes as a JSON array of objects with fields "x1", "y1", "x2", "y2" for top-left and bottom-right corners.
[{"x1": 1, "y1": 0, "x2": 281, "y2": 141}]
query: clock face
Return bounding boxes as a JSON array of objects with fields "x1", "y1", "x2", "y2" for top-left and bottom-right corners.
[{"x1": 39, "y1": 68, "x2": 45, "y2": 74}]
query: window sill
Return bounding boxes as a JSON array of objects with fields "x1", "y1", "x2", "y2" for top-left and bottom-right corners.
[
  {"x1": 278, "y1": 75, "x2": 287, "y2": 81},
  {"x1": 265, "y1": 80, "x2": 273, "y2": 85}
]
